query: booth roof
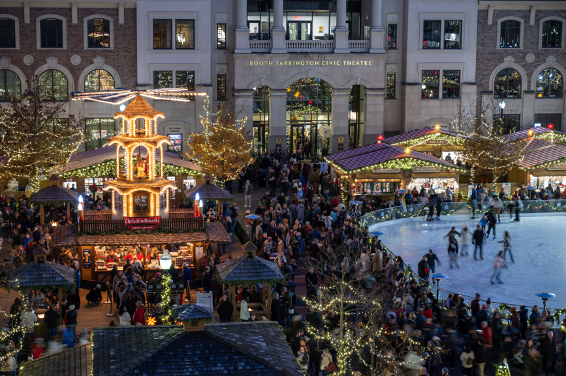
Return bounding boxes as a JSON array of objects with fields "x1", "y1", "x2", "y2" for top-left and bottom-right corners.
[
  {"x1": 114, "y1": 94, "x2": 164, "y2": 121},
  {"x1": 506, "y1": 126, "x2": 566, "y2": 142},
  {"x1": 58, "y1": 145, "x2": 200, "y2": 174},
  {"x1": 207, "y1": 221, "x2": 232, "y2": 243},
  {"x1": 82, "y1": 323, "x2": 302, "y2": 376},
  {"x1": 7, "y1": 261, "x2": 75, "y2": 289},
  {"x1": 29, "y1": 185, "x2": 80, "y2": 203},
  {"x1": 173, "y1": 304, "x2": 215, "y2": 322},
  {"x1": 516, "y1": 138, "x2": 566, "y2": 169},
  {"x1": 326, "y1": 143, "x2": 458, "y2": 172},
  {"x1": 184, "y1": 183, "x2": 233, "y2": 200},
  {"x1": 22, "y1": 343, "x2": 92, "y2": 376},
  {"x1": 382, "y1": 127, "x2": 461, "y2": 145},
  {"x1": 215, "y1": 255, "x2": 285, "y2": 284}
]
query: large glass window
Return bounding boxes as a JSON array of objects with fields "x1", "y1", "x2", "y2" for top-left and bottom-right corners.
[
  {"x1": 386, "y1": 73, "x2": 396, "y2": 99},
  {"x1": 40, "y1": 18, "x2": 63, "y2": 48},
  {"x1": 176, "y1": 20, "x2": 194, "y2": 49},
  {"x1": 153, "y1": 19, "x2": 172, "y2": 49},
  {"x1": 387, "y1": 24, "x2": 397, "y2": 49},
  {"x1": 0, "y1": 18, "x2": 16, "y2": 48},
  {"x1": 217, "y1": 74, "x2": 226, "y2": 100},
  {"x1": 542, "y1": 20, "x2": 562, "y2": 48},
  {"x1": 217, "y1": 23, "x2": 226, "y2": 49},
  {"x1": 85, "y1": 118, "x2": 115, "y2": 150},
  {"x1": 87, "y1": 18, "x2": 110, "y2": 48},
  {"x1": 536, "y1": 68, "x2": 563, "y2": 98},
  {"x1": 176, "y1": 71, "x2": 195, "y2": 90},
  {"x1": 444, "y1": 21, "x2": 461, "y2": 49},
  {"x1": 422, "y1": 70, "x2": 439, "y2": 99},
  {"x1": 253, "y1": 86, "x2": 270, "y2": 154},
  {"x1": 423, "y1": 21, "x2": 441, "y2": 49},
  {"x1": 494, "y1": 68, "x2": 522, "y2": 98},
  {"x1": 349, "y1": 85, "x2": 365, "y2": 150},
  {"x1": 153, "y1": 71, "x2": 173, "y2": 89},
  {"x1": 500, "y1": 20, "x2": 521, "y2": 48},
  {"x1": 84, "y1": 69, "x2": 115, "y2": 91},
  {"x1": 0, "y1": 70, "x2": 20, "y2": 101},
  {"x1": 443, "y1": 70, "x2": 460, "y2": 99},
  {"x1": 39, "y1": 69, "x2": 68, "y2": 101},
  {"x1": 495, "y1": 114, "x2": 521, "y2": 134},
  {"x1": 535, "y1": 114, "x2": 562, "y2": 130}
]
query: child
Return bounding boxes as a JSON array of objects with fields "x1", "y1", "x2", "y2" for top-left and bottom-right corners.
[{"x1": 480, "y1": 214, "x2": 487, "y2": 235}]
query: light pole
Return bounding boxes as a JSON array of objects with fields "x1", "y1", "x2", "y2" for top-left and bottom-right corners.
[
  {"x1": 535, "y1": 292, "x2": 555, "y2": 313},
  {"x1": 499, "y1": 100, "x2": 506, "y2": 131},
  {"x1": 430, "y1": 273, "x2": 448, "y2": 301}
]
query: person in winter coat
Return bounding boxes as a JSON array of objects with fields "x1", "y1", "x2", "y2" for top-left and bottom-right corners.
[
  {"x1": 119, "y1": 305, "x2": 132, "y2": 326},
  {"x1": 448, "y1": 238, "x2": 459, "y2": 269},
  {"x1": 132, "y1": 300, "x2": 145, "y2": 325},
  {"x1": 244, "y1": 180, "x2": 253, "y2": 208},
  {"x1": 86, "y1": 284, "x2": 103, "y2": 306},
  {"x1": 217, "y1": 293, "x2": 233, "y2": 322},
  {"x1": 182, "y1": 263, "x2": 192, "y2": 302},
  {"x1": 66, "y1": 304, "x2": 78, "y2": 339},
  {"x1": 490, "y1": 251, "x2": 507, "y2": 284},
  {"x1": 486, "y1": 211, "x2": 497, "y2": 239},
  {"x1": 472, "y1": 225, "x2": 484, "y2": 260},
  {"x1": 460, "y1": 344, "x2": 475, "y2": 376},
  {"x1": 476, "y1": 338, "x2": 488, "y2": 376},
  {"x1": 499, "y1": 231, "x2": 514, "y2": 263},
  {"x1": 297, "y1": 345, "x2": 309, "y2": 372},
  {"x1": 417, "y1": 256, "x2": 430, "y2": 281},
  {"x1": 427, "y1": 195, "x2": 437, "y2": 221},
  {"x1": 492, "y1": 196, "x2": 502, "y2": 223},
  {"x1": 477, "y1": 306, "x2": 488, "y2": 329},
  {"x1": 0, "y1": 341, "x2": 17, "y2": 376},
  {"x1": 530, "y1": 305, "x2": 541, "y2": 325},
  {"x1": 425, "y1": 249, "x2": 440, "y2": 274},
  {"x1": 21, "y1": 306, "x2": 38, "y2": 342}
]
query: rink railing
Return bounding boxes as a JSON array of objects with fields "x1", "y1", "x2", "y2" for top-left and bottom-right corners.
[{"x1": 359, "y1": 199, "x2": 566, "y2": 229}]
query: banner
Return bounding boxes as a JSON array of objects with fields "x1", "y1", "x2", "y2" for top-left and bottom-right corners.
[
  {"x1": 83, "y1": 249, "x2": 91, "y2": 268},
  {"x1": 124, "y1": 216, "x2": 161, "y2": 230}
]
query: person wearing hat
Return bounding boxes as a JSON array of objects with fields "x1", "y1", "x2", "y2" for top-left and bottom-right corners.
[
  {"x1": 66, "y1": 304, "x2": 78, "y2": 339},
  {"x1": 471, "y1": 293, "x2": 481, "y2": 319},
  {"x1": 86, "y1": 284, "x2": 103, "y2": 306},
  {"x1": 520, "y1": 305, "x2": 529, "y2": 339},
  {"x1": 477, "y1": 304, "x2": 488, "y2": 328}
]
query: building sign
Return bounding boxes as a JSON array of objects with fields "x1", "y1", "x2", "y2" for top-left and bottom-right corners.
[
  {"x1": 502, "y1": 183, "x2": 512, "y2": 193},
  {"x1": 371, "y1": 167, "x2": 401, "y2": 173},
  {"x1": 413, "y1": 166, "x2": 441, "y2": 173},
  {"x1": 168, "y1": 134, "x2": 182, "y2": 152},
  {"x1": 195, "y1": 246, "x2": 204, "y2": 259},
  {"x1": 548, "y1": 164, "x2": 566, "y2": 170},
  {"x1": 124, "y1": 216, "x2": 161, "y2": 230},
  {"x1": 249, "y1": 60, "x2": 373, "y2": 66},
  {"x1": 468, "y1": 184, "x2": 474, "y2": 197},
  {"x1": 425, "y1": 139, "x2": 449, "y2": 145},
  {"x1": 197, "y1": 292, "x2": 214, "y2": 312},
  {"x1": 83, "y1": 249, "x2": 91, "y2": 268}
]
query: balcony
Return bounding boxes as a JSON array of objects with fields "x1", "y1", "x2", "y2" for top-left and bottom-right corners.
[
  {"x1": 248, "y1": 39, "x2": 370, "y2": 53},
  {"x1": 250, "y1": 40, "x2": 271, "y2": 53},
  {"x1": 348, "y1": 40, "x2": 370, "y2": 53}
]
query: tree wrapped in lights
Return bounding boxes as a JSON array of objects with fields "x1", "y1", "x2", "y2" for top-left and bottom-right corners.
[
  {"x1": 186, "y1": 97, "x2": 253, "y2": 184},
  {"x1": 0, "y1": 76, "x2": 85, "y2": 191},
  {"x1": 452, "y1": 100, "x2": 531, "y2": 190}
]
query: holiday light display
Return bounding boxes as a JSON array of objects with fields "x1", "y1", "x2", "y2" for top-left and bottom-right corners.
[{"x1": 186, "y1": 97, "x2": 253, "y2": 184}]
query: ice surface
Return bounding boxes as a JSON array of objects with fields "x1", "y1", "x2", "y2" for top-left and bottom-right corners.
[{"x1": 369, "y1": 215, "x2": 566, "y2": 309}]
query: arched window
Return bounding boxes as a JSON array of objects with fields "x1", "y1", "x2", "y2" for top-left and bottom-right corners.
[
  {"x1": 536, "y1": 68, "x2": 563, "y2": 98},
  {"x1": 38, "y1": 69, "x2": 68, "y2": 101},
  {"x1": 84, "y1": 69, "x2": 115, "y2": 91},
  {"x1": 0, "y1": 69, "x2": 21, "y2": 101},
  {"x1": 494, "y1": 68, "x2": 521, "y2": 99}
]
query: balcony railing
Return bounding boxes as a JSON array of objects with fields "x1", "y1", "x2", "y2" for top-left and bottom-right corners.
[
  {"x1": 348, "y1": 40, "x2": 370, "y2": 53},
  {"x1": 286, "y1": 40, "x2": 334, "y2": 53},
  {"x1": 78, "y1": 217, "x2": 205, "y2": 233},
  {"x1": 250, "y1": 40, "x2": 271, "y2": 53}
]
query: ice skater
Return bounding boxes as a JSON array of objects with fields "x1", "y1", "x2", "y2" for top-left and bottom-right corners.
[
  {"x1": 460, "y1": 224, "x2": 471, "y2": 256},
  {"x1": 490, "y1": 251, "x2": 507, "y2": 284},
  {"x1": 472, "y1": 224, "x2": 484, "y2": 260},
  {"x1": 499, "y1": 231, "x2": 514, "y2": 263},
  {"x1": 485, "y1": 211, "x2": 497, "y2": 240},
  {"x1": 479, "y1": 214, "x2": 487, "y2": 236},
  {"x1": 448, "y1": 238, "x2": 459, "y2": 269}
]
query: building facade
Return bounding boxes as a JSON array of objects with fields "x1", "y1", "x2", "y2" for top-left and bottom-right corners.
[{"x1": 1, "y1": 0, "x2": 564, "y2": 157}]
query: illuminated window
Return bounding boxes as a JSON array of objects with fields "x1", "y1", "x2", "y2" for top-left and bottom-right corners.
[
  {"x1": 500, "y1": 20, "x2": 521, "y2": 48},
  {"x1": 542, "y1": 20, "x2": 562, "y2": 48},
  {"x1": 39, "y1": 69, "x2": 68, "y2": 101},
  {"x1": 386, "y1": 73, "x2": 396, "y2": 99},
  {"x1": 176, "y1": 71, "x2": 195, "y2": 90},
  {"x1": 494, "y1": 114, "x2": 520, "y2": 134},
  {"x1": 87, "y1": 18, "x2": 110, "y2": 48},
  {"x1": 442, "y1": 70, "x2": 460, "y2": 99},
  {"x1": 536, "y1": 68, "x2": 563, "y2": 98},
  {"x1": 387, "y1": 24, "x2": 397, "y2": 49},
  {"x1": 444, "y1": 21, "x2": 461, "y2": 49},
  {"x1": 217, "y1": 74, "x2": 226, "y2": 100},
  {"x1": 494, "y1": 68, "x2": 521, "y2": 98},
  {"x1": 422, "y1": 70, "x2": 439, "y2": 99},
  {"x1": 85, "y1": 118, "x2": 115, "y2": 150},
  {"x1": 134, "y1": 195, "x2": 149, "y2": 212},
  {"x1": 153, "y1": 19, "x2": 172, "y2": 49},
  {"x1": 153, "y1": 71, "x2": 173, "y2": 89},
  {"x1": 217, "y1": 23, "x2": 226, "y2": 49},
  {"x1": 84, "y1": 69, "x2": 115, "y2": 91},
  {"x1": 0, "y1": 69, "x2": 20, "y2": 101},
  {"x1": 423, "y1": 21, "x2": 441, "y2": 49},
  {"x1": 176, "y1": 20, "x2": 194, "y2": 49}
]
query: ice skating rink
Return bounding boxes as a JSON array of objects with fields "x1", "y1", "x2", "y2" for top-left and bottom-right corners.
[{"x1": 370, "y1": 215, "x2": 566, "y2": 308}]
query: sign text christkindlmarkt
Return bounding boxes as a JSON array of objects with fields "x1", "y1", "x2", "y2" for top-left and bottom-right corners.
[{"x1": 124, "y1": 216, "x2": 161, "y2": 230}]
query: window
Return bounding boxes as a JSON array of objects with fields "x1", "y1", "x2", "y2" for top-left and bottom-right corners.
[
  {"x1": 40, "y1": 18, "x2": 63, "y2": 48},
  {"x1": 423, "y1": 21, "x2": 441, "y2": 49},
  {"x1": 87, "y1": 18, "x2": 110, "y2": 48},
  {"x1": 442, "y1": 70, "x2": 460, "y2": 99},
  {"x1": 0, "y1": 18, "x2": 16, "y2": 48},
  {"x1": 542, "y1": 20, "x2": 562, "y2": 48},
  {"x1": 153, "y1": 19, "x2": 172, "y2": 49},
  {"x1": 176, "y1": 20, "x2": 194, "y2": 49},
  {"x1": 217, "y1": 74, "x2": 226, "y2": 100},
  {"x1": 536, "y1": 68, "x2": 563, "y2": 98},
  {"x1": 84, "y1": 69, "x2": 115, "y2": 91},
  {"x1": 422, "y1": 70, "x2": 439, "y2": 99},
  {"x1": 134, "y1": 195, "x2": 149, "y2": 213},
  {"x1": 176, "y1": 71, "x2": 195, "y2": 90},
  {"x1": 217, "y1": 23, "x2": 226, "y2": 49},
  {"x1": 0, "y1": 70, "x2": 20, "y2": 101},
  {"x1": 494, "y1": 68, "x2": 521, "y2": 98},
  {"x1": 153, "y1": 71, "x2": 173, "y2": 88},
  {"x1": 386, "y1": 73, "x2": 396, "y2": 99},
  {"x1": 535, "y1": 114, "x2": 562, "y2": 130},
  {"x1": 85, "y1": 118, "x2": 115, "y2": 150},
  {"x1": 38, "y1": 69, "x2": 68, "y2": 101},
  {"x1": 444, "y1": 21, "x2": 461, "y2": 49},
  {"x1": 114, "y1": 192, "x2": 123, "y2": 210},
  {"x1": 387, "y1": 24, "x2": 397, "y2": 49},
  {"x1": 494, "y1": 114, "x2": 520, "y2": 134},
  {"x1": 500, "y1": 20, "x2": 521, "y2": 48}
]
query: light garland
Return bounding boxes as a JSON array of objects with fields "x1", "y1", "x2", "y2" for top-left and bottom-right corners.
[{"x1": 161, "y1": 273, "x2": 172, "y2": 324}]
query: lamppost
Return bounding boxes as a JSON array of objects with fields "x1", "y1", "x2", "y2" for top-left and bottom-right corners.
[
  {"x1": 160, "y1": 249, "x2": 172, "y2": 270},
  {"x1": 499, "y1": 100, "x2": 506, "y2": 131},
  {"x1": 430, "y1": 273, "x2": 448, "y2": 301},
  {"x1": 535, "y1": 292, "x2": 555, "y2": 312}
]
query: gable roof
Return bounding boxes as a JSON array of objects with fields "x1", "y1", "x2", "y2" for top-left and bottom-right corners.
[
  {"x1": 515, "y1": 138, "x2": 566, "y2": 169},
  {"x1": 326, "y1": 143, "x2": 459, "y2": 172},
  {"x1": 184, "y1": 182, "x2": 233, "y2": 200},
  {"x1": 7, "y1": 261, "x2": 75, "y2": 290},
  {"x1": 215, "y1": 255, "x2": 286, "y2": 285},
  {"x1": 21, "y1": 343, "x2": 92, "y2": 376},
  {"x1": 173, "y1": 304, "x2": 215, "y2": 322},
  {"x1": 29, "y1": 185, "x2": 80, "y2": 203},
  {"x1": 382, "y1": 127, "x2": 462, "y2": 145},
  {"x1": 114, "y1": 94, "x2": 164, "y2": 121}
]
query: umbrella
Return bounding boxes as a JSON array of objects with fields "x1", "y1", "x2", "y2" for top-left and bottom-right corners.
[
  {"x1": 245, "y1": 214, "x2": 260, "y2": 219},
  {"x1": 350, "y1": 200, "x2": 363, "y2": 205},
  {"x1": 369, "y1": 231, "x2": 385, "y2": 236}
]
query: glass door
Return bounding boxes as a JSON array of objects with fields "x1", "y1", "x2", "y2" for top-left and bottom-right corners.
[
  {"x1": 290, "y1": 124, "x2": 305, "y2": 158},
  {"x1": 287, "y1": 22, "x2": 311, "y2": 40},
  {"x1": 253, "y1": 122, "x2": 267, "y2": 154},
  {"x1": 349, "y1": 123, "x2": 358, "y2": 150},
  {"x1": 248, "y1": 21, "x2": 260, "y2": 39}
]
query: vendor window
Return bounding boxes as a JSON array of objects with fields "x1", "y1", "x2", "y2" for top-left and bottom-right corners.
[
  {"x1": 134, "y1": 195, "x2": 150, "y2": 213},
  {"x1": 114, "y1": 192, "x2": 123, "y2": 210}
]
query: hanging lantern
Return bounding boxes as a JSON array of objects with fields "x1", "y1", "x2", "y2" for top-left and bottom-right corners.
[{"x1": 377, "y1": 134, "x2": 384, "y2": 142}]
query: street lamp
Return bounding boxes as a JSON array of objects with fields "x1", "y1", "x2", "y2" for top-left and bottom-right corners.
[
  {"x1": 499, "y1": 100, "x2": 506, "y2": 131},
  {"x1": 160, "y1": 249, "x2": 172, "y2": 270},
  {"x1": 430, "y1": 273, "x2": 448, "y2": 301},
  {"x1": 535, "y1": 292, "x2": 555, "y2": 312}
]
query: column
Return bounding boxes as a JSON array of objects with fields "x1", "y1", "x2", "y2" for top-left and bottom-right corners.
[
  {"x1": 269, "y1": 89, "x2": 287, "y2": 153},
  {"x1": 330, "y1": 88, "x2": 350, "y2": 153},
  {"x1": 522, "y1": 92, "x2": 535, "y2": 129},
  {"x1": 271, "y1": 0, "x2": 286, "y2": 53},
  {"x1": 333, "y1": 0, "x2": 349, "y2": 53},
  {"x1": 234, "y1": 89, "x2": 254, "y2": 133},
  {"x1": 234, "y1": 0, "x2": 251, "y2": 53},
  {"x1": 364, "y1": 88, "x2": 385, "y2": 145},
  {"x1": 369, "y1": 0, "x2": 385, "y2": 54}
]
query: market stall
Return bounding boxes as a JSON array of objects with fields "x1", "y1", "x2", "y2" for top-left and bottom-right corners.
[
  {"x1": 326, "y1": 143, "x2": 461, "y2": 204},
  {"x1": 382, "y1": 126, "x2": 465, "y2": 157}
]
